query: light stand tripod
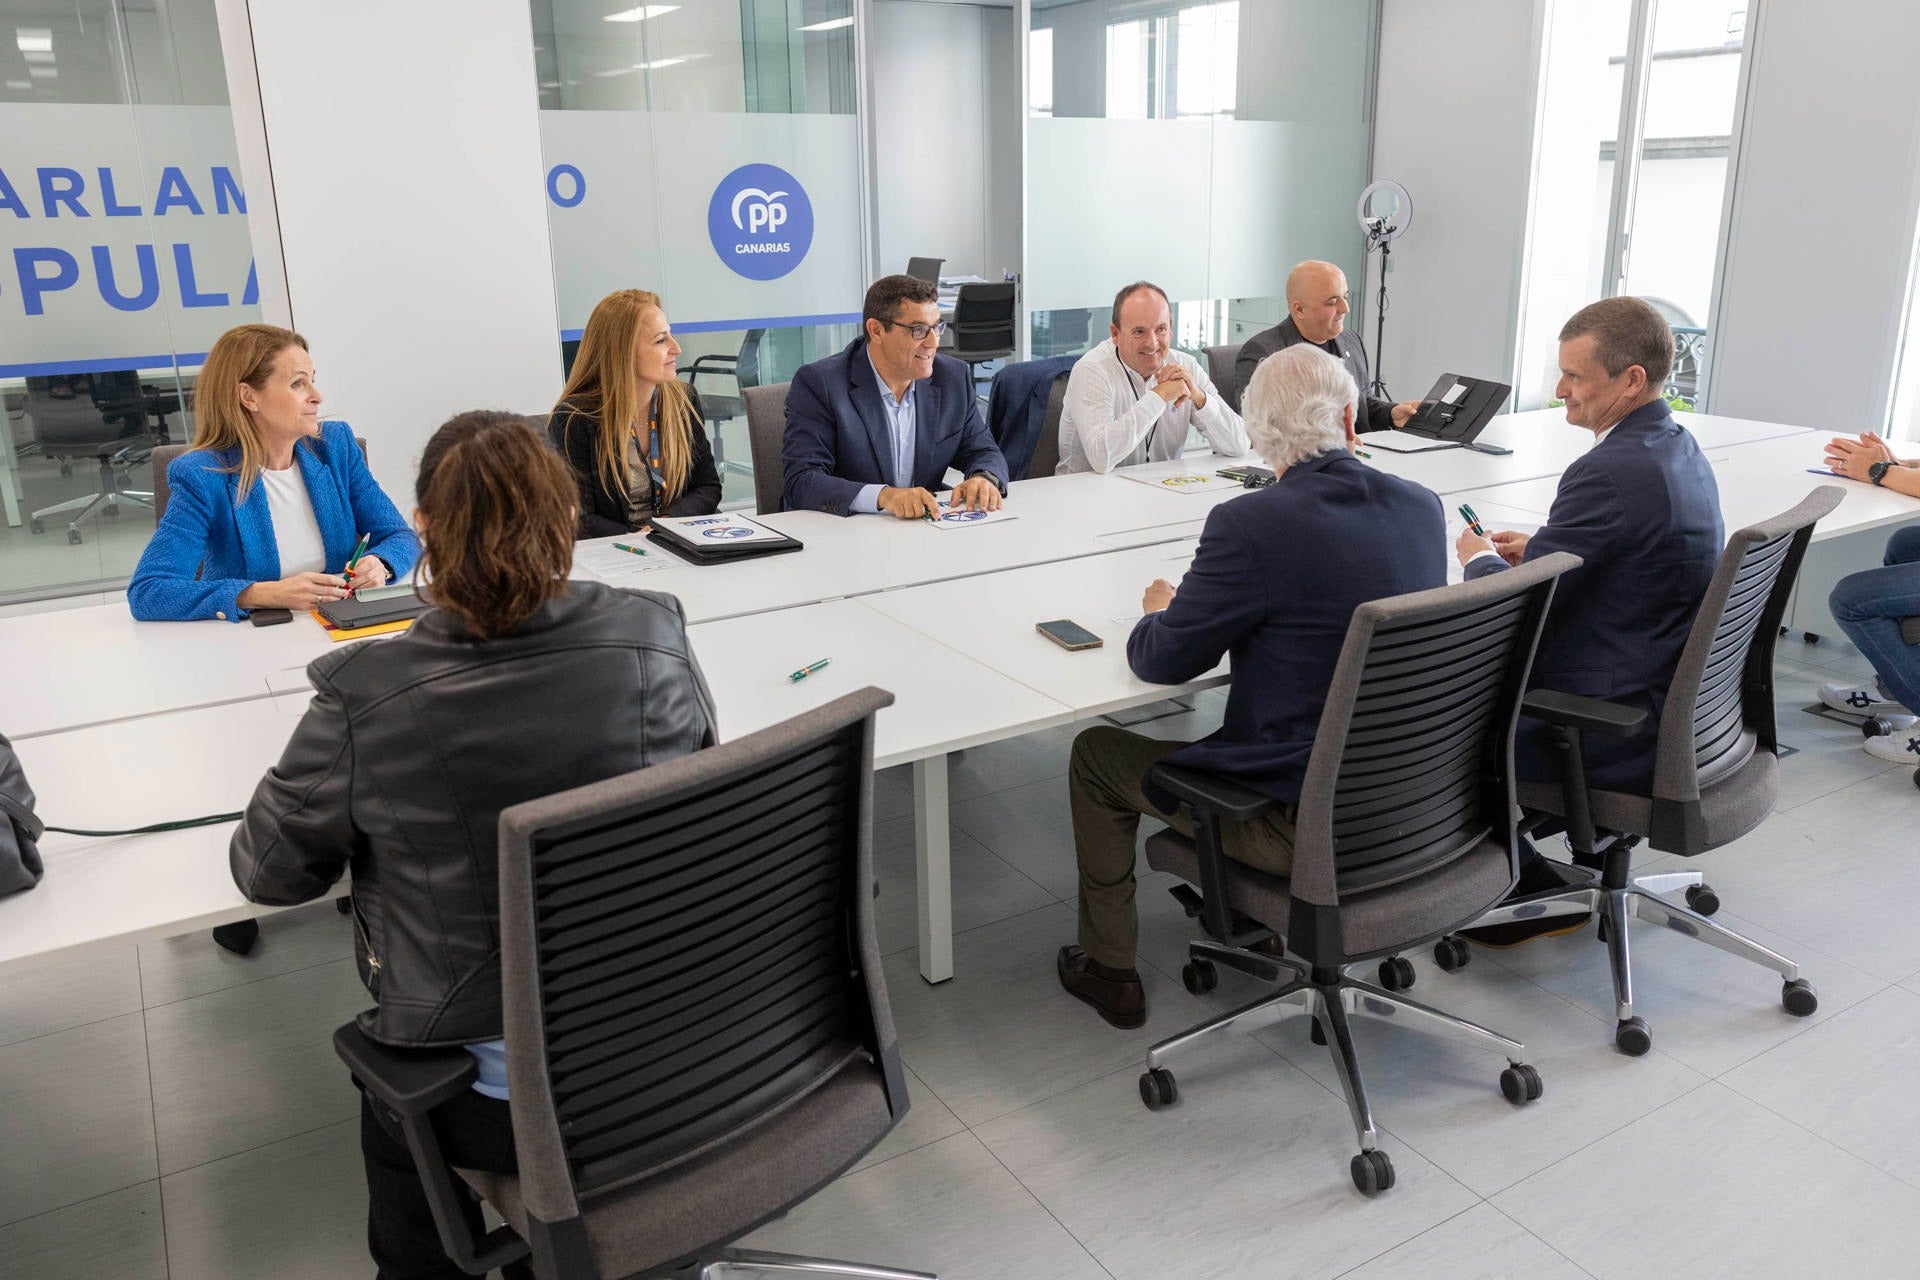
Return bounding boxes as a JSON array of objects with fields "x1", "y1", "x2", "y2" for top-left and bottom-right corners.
[{"x1": 1365, "y1": 220, "x2": 1392, "y2": 400}]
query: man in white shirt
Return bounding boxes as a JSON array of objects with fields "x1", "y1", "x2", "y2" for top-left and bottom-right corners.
[{"x1": 1054, "y1": 282, "x2": 1249, "y2": 474}]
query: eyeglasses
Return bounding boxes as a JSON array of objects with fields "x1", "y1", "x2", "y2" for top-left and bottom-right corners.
[{"x1": 878, "y1": 318, "x2": 947, "y2": 341}]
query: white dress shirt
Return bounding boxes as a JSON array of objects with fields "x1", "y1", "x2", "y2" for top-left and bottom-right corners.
[{"x1": 1055, "y1": 340, "x2": 1249, "y2": 474}]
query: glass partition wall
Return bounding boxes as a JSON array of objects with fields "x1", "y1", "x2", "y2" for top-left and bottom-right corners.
[
  {"x1": 1025, "y1": 0, "x2": 1377, "y2": 402},
  {"x1": 0, "y1": 0, "x2": 260, "y2": 602},
  {"x1": 529, "y1": 0, "x2": 869, "y2": 509}
]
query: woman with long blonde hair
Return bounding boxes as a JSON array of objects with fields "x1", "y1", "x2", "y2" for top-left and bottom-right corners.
[
  {"x1": 128, "y1": 323, "x2": 417, "y2": 621},
  {"x1": 548, "y1": 289, "x2": 722, "y2": 538}
]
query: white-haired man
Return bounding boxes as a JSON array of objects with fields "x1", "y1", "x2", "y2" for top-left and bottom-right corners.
[
  {"x1": 1058, "y1": 345, "x2": 1447, "y2": 1028},
  {"x1": 1055, "y1": 280, "x2": 1249, "y2": 473}
]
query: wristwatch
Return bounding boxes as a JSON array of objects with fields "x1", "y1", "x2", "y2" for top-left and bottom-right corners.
[{"x1": 1869, "y1": 460, "x2": 1893, "y2": 486}]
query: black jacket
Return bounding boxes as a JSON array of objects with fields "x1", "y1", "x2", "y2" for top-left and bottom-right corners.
[
  {"x1": 1232, "y1": 316, "x2": 1395, "y2": 430},
  {"x1": 549, "y1": 385, "x2": 724, "y2": 539},
  {"x1": 229, "y1": 581, "x2": 719, "y2": 1048}
]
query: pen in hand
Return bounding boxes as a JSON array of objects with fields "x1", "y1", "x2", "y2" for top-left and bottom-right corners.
[{"x1": 1459, "y1": 504, "x2": 1487, "y2": 537}]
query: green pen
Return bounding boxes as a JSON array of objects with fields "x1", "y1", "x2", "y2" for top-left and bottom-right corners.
[
  {"x1": 789, "y1": 658, "x2": 831, "y2": 683},
  {"x1": 1459, "y1": 504, "x2": 1487, "y2": 537},
  {"x1": 611, "y1": 541, "x2": 649, "y2": 556},
  {"x1": 343, "y1": 532, "x2": 371, "y2": 582}
]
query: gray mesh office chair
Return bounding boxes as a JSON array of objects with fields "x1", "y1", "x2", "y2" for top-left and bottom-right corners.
[
  {"x1": 334, "y1": 688, "x2": 937, "y2": 1280},
  {"x1": 24, "y1": 377, "x2": 155, "y2": 544},
  {"x1": 1204, "y1": 343, "x2": 1244, "y2": 412},
  {"x1": 1137, "y1": 553, "x2": 1580, "y2": 1194},
  {"x1": 1435, "y1": 488, "x2": 1843, "y2": 1056},
  {"x1": 681, "y1": 330, "x2": 765, "y2": 482},
  {"x1": 905, "y1": 257, "x2": 943, "y2": 284},
  {"x1": 1027, "y1": 375, "x2": 1068, "y2": 479},
  {"x1": 743, "y1": 383, "x2": 789, "y2": 515}
]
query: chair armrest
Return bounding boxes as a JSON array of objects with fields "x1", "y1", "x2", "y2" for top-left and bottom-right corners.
[
  {"x1": 1521, "y1": 689, "x2": 1648, "y2": 738},
  {"x1": 1147, "y1": 763, "x2": 1278, "y2": 823},
  {"x1": 333, "y1": 1022, "x2": 478, "y2": 1117}
]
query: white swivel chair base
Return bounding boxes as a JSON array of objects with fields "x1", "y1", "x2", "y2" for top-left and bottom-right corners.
[{"x1": 692, "y1": 1249, "x2": 935, "y2": 1279}]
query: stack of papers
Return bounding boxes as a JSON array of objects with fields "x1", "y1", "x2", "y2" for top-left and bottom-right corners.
[
  {"x1": 1113, "y1": 458, "x2": 1245, "y2": 494},
  {"x1": 928, "y1": 504, "x2": 1019, "y2": 530},
  {"x1": 652, "y1": 512, "x2": 790, "y2": 544}
]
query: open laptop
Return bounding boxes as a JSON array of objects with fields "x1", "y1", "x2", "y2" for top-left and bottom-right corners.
[{"x1": 1357, "y1": 373, "x2": 1512, "y2": 454}]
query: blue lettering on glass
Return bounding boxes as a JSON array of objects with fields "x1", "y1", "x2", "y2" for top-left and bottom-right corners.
[
  {"x1": 706, "y1": 163, "x2": 812, "y2": 282},
  {"x1": 98, "y1": 167, "x2": 139, "y2": 216},
  {"x1": 241, "y1": 260, "x2": 259, "y2": 306},
  {"x1": 0, "y1": 169, "x2": 23, "y2": 218},
  {"x1": 154, "y1": 167, "x2": 204, "y2": 216},
  {"x1": 92, "y1": 244, "x2": 160, "y2": 311},
  {"x1": 15, "y1": 247, "x2": 79, "y2": 315},
  {"x1": 211, "y1": 167, "x2": 247, "y2": 215},
  {"x1": 173, "y1": 243, "x2": 228, "y2": 307},
  {"x1": 39, "y1": 168, "x2": 86, "y2": 217},
  {"x1": 546, "y1": 163, "x2": 585, "y2": 209}
]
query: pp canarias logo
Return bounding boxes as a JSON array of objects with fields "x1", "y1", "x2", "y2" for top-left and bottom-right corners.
[{"x1": 708, "y1": 163, "x2": 813, "y2": 281}]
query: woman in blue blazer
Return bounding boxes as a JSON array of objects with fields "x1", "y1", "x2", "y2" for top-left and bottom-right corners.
[{"x1": 129, "y1": 324, "x2": 418, "y2": 622}]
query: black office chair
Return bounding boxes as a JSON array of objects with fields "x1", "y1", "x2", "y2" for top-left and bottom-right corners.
[
  {"x1": 1205, "y1": 343, "x2": 1245, "y2": 412},
  {"x1": 1435, "y1": 488, "x2": 1844, "y2": 1055},
  {"x1": 681, "y1": 329, "x2": 766, "y2": 483},
  {"x1": 948, "y1": 283, "x2": 1017, "y2": 390},
  {"x1": 333, "y1": 688, "x2": 937, "y2": 1280},
  {"x1": 23, "y1": 375, "x2": 157, "y2": 544},
  {"x1": 906, "y1": 256, "x2": 943, "y2": 285},
  {"x1": 1029, "y1": 375, "x2": 1068, "y2": 479},
  {"x1": 743, "y1": 382, "x2": 790, "y2": 516},
  {"x1": 1137, "y1": 553, "x2": 1580, "y2": 1194}
]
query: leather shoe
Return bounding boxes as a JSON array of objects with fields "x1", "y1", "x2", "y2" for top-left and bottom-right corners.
[{"x1": 1057, "y1": 945, "x2": 1146, "y2": 1029}]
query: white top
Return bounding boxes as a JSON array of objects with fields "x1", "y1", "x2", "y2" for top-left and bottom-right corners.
[
  {"x1": 258, "y1": 464, "x2": 328, "y2": 575},
  {"x1": 1057, "y1": 341, "x2": 1248, "y2": 475}
]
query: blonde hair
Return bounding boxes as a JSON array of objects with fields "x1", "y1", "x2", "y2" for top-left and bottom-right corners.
[
  {"x1": 551, "y1": 289, "x2": 696, "y2": 508},
  {"x1": 189, "y1": 323, "x2": 310, "y2": 501}
]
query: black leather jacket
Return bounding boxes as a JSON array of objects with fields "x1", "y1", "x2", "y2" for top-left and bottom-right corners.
[{"x1": 230, "y1": 581, "x2": 718, "y2": 1048}]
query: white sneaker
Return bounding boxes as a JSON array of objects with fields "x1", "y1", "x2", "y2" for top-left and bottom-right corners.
[
  {"x1": 1865, "y1": 730, "x2": 1920, "y2": 765},
  {"x1": 1818, "y1": 681, "x2": 1916, "y2": 721}
]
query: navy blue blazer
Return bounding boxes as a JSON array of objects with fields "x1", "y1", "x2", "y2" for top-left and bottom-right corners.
[
  {"x1": 781, "y1": 337, "x2": 1010, "y2": 515},
  {"x1": 985, "y1": 354, "x2": 1075, "y2": 480},
  {"x1": 1130, "y1": 452, "x2": 1447, "y2": 807},
  {"x1": 1466, "y1": 400, "x2": 1722, "y2": 792},
  {"x1": 129, "y1": 420, "x2": 419, "y2": 623}
]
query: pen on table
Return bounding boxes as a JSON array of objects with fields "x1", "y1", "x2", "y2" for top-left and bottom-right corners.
[
  {"x1": 1459, "y1": 504, "x2": 1487, "y2": 537},
  {"x1": 611, "y1": 541, "x2": 649, "y2": 556},
  {"x1": 789, "y1": 658, "x2": 832, "y2": 683}
]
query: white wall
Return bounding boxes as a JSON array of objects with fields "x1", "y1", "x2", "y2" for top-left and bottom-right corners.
[
  {"x1": 1367, "y1": 0, "x2": 1542, "y2": 403},
  {"x1": 239, "y1": 0, "x2": 563, "y2": 506},
  {"x1": 982, "y1": 7, "x2": 1022, "y2": 280},
  {"x1": 1707, "y1": 0, "x2": 1920, "y2": 435}
]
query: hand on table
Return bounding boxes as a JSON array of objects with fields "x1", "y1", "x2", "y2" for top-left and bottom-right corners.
[
  {"x1": 1824, "y1": 432, "x2": 1898, "y2": 481},
  {"x1": 1143, "y1": 578, "x2": 1177, "y2": 614},
  {"x1": 239, "y1": 571, "x2": 352, "y2": 612},
  {"x1": 947, "y1": 475, "x2": 1003, "y2": 512},
  {"x1": 878, "y1": 486, "x2": 942, "y2": 520}
]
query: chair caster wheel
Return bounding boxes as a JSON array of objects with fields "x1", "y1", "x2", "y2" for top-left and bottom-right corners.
[
  {"x1": 1350, "y1": 1149, "x2": 1395, "y2": 1195},
  {"x1": 1182, "y1": 959, "x2": 1217, "y2": 994},
  {"x1": 1782, "y1": 978, "x2": 1818, "y2": 1017},
  {"x1": 66, "y1": 529, "x2": 82, "y2": 545},
  {"x1": 1138, "y1": 1067, "x2": 1177, "y2": 1110},
  {"x1": 29, "y1": 518, "x2": 44, "y2": 534},
  {"x1": 1378, "y1": 956, "x2": 1415, "y2": 991},
  {"x1": 1615, "y1": 1015, "x2": 1652, "y2": 1056},
  {"x1": 1433, "y1": 936, "x2": 1471, "y2": 971},
  {"x1": 1500, "y1": 1062, "x2": 1544, "y2": 1104},
  {"x1": 335, "y1": 897, "x2": 353, "y2": 915},
  {"x1": 1310, "y1": 1017, "x2": 1327, "y2": 1046},
  {"x1": 103, "y1": 503, "x2": 119, "y2": 517},
  {"x1": 212, "y1": 919, "x2": 260, "y2": 955},
  {"x1": 1684, "y1": 884, "x2": 1720, "y2": 916},
  {"x1": 1864, "y1": 716, "x2": 1895, "y2": 739}
]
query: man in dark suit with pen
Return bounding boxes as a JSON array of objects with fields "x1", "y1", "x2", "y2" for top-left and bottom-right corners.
[
  {"x1": 1454, "y1": 295, "x2": 1723, "y2": 946},
  {"x1": 1057, "y1": 345, "x2": 1447, "y2": 1028},
  {"x1": 782, "y1": 274, "x2": 1010, "y2": 518}
]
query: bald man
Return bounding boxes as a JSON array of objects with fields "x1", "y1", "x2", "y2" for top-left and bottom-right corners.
[{"x1": 1232, "y1": 260, "x2": 1419, "y2": 431}]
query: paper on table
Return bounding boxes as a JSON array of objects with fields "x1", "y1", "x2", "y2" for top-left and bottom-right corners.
[
  {"x1": 927, "y1": 504, "x2": 1019, "y2": 530},
  {"x1": 653, "y1": 512, "x2": 790, "y2": 544},
  {"x1": 1112, "y1": 457, "x2": 1245, "y2": 494},
  {"x1": 575, "y1": 541, "x2": 667, "y2": 580}
]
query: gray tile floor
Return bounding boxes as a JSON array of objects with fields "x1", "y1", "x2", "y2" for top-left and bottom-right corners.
[{"x1": 2, "y1": 643, "x2": 1917, "y2": 1279}]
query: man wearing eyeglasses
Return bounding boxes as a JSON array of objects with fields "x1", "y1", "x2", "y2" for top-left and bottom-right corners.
[{"x1": 782, "y1": 274, "x2": 1010, "y2": 518}]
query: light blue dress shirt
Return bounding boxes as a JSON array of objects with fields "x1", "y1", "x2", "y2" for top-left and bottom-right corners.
[{"x1": 852, "y1": 351, "x2": 918, "y2": 514}]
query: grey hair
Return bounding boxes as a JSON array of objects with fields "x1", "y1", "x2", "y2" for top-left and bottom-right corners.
[{"x1": 1240, "y1": 344, "x2": 1356, "y2": 469}]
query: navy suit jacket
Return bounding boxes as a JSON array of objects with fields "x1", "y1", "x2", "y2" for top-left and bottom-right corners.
[
  {"x1": 781, "y1": 337, "x2": 1009, "y2": 515},
  {"x1": 1466, "y1": 400, "x2": 1722, "y2": 792},
  {"x1": 1130, "y1": 452, "x2": 1447, "y2": 807}
]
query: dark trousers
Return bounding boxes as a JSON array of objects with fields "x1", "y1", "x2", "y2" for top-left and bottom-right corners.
[{"x1": 361, "y1": 1087, "x2": 535, "y2": 1280}]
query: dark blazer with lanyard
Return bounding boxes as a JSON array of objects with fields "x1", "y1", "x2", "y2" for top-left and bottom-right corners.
[
  {"x1": 548, "y1": 384, "x2": 723, "y2": 540},
  {"x1": 781, "y1": 336, "x2": 1010, "y2": 516},
  {"x1": 1465, "y1": 399, "x2": 1722, "y2": 792},
  {"x1": 1234, "y1": 316, "x2": 1395, "y2": 431}
]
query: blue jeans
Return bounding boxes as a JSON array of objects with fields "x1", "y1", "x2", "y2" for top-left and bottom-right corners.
[{"x1": 1828, "y1": 526, "x2": 1920, "y2": 714}]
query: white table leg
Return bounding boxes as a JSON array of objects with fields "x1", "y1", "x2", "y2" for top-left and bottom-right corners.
[{"x1": 913, "y1": 754, "x2": 953, "y2": 984}]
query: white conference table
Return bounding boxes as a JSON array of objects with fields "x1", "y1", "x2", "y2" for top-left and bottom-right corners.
[{"x1": 0, "y1": 406, "x2": 1859, "y2": 986}]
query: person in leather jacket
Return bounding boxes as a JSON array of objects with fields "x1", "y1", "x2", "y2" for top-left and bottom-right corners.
[{"x1": 229, "y1": 410, "x2": 717, "y2": 1280}]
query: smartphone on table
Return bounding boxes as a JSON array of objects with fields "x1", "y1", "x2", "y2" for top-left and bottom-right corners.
[{"x1": 1036, "y1": 619, "x2": 1103, "y2": 651}]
